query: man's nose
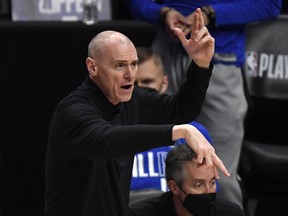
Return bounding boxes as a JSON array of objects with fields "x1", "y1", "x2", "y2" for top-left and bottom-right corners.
[{"x1": 124, "y1": 67, "x2": 134, "y2": 79}]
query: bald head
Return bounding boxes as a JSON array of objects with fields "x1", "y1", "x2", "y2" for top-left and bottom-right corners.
[
  {"x1": 85, "y1": 30, "x2": 138, "y2": 105},
  {"x1": 88, "y1": 30, "x2": 135, "y2": 59}
]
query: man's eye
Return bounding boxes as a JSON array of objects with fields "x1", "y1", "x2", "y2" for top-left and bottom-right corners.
[
  {"x1": 131, "y1": 62, "x2": 138, "y2": 69},
  {"x1": 116, "y1": 64, "x2": 125, "y2": 69},
  {"x1": 142, "y1": 79, "x2": 153, "y2": 84}
]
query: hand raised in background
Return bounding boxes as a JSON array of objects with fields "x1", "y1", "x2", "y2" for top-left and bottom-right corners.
[
  {"x1": 161, "y1": 7, "x2": 192, "y2": 39},
  {"x1": 173, "y1": 8, "x2": 214, "y2": 68}
]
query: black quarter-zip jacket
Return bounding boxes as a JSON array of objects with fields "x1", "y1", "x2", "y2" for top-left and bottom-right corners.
[{"x1": 44, "y1": 61, "x2": 212, "y2": 216}]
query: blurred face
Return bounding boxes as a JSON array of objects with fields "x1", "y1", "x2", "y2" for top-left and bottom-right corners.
[
  {"x1": 135, "y1": 57, "x2": 168, "y2": 94},
  {"x1": 88, "y1": 41, "x2": 138, "y2": 105}
]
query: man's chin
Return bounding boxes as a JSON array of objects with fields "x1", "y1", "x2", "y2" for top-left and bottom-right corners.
[{"x1": 120, "y1": 95, "x2": 132, "y2": 103}]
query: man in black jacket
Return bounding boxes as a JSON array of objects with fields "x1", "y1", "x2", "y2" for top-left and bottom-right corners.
[{"x1": 44, "y1": 8, "x2": 229, "y2": 216}]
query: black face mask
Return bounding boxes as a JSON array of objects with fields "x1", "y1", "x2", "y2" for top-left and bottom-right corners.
[{"x1": 182, "y1": 192, "x2": 216, "y2": 216}]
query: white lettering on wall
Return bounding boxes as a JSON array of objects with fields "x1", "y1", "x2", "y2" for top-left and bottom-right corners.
[
  {"x1": 160, "y1": 178, "x2": 168, "y2": 192},
  {"x1": 137, "y1": 154, "x2": 148, "y2": 177},
  {"x1": 132, "y1": 151, "x2": 168, "y2": 178},
  {"x1": 246, "y1": 51, "x2": 288, "y2": 80},
  {"x1": 38, "y1": 0, "x2": 90, "y2": 14},
  {"x1": 148, "y1": 152, "x2": 159, "y2": 177}
]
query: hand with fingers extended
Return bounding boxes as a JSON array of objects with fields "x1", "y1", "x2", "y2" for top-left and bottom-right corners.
[
  {"x1": 172, "y1": 124, "x2": 230, "y2": 179},
  {"x1": 173, "y1": 8, "x2": 214, "y2": 68},
  {"x1": 185, "y1": 9, "x2": 210, "y2": 28}
]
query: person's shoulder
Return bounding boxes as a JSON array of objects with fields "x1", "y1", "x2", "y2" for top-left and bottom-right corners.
[
  {"x1": 129, "y1": 192, "x2": 172, "y2": 216},
  {"x1": 54, "y1": 79, "x2": 101, "y2": 116},
  {"x1": 57, "y1": 86, "x2": 90, "y2": 108},
  {"x1": 215, "y1": 198, "x2": 246, "y2": 216},
  {"x1": 132, "y1": 85, "x2": 171, "y2": 103},
  {"x1": 135, "y1": 86, "x2": 158, "y2": 93},
  {"x1": 132, "y1": 85, "x2": 154, "y2": 97}
]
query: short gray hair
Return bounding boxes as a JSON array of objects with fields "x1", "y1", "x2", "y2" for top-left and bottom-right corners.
[{"x1": 165, "y1": 144, "x2": 196, "y2": 186}]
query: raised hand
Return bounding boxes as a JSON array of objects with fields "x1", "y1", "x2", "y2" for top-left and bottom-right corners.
[
  {"x1": 173, "y1": 8, "x2": 215, "y2": 68},
  {"x1": 172, "y1": 124, "x2": 230, "y2": 179}
]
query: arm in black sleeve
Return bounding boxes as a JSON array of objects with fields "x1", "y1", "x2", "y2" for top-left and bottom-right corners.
[
  {"x1": 137, "y1": 60, "x2": 213, "y2": 124},
  {"x1": 175, "y1": 60, "x2": 213, "y2": 123}
]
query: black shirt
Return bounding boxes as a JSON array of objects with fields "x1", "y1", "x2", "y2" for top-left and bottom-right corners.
[
  {"x1": 129, "y1": 192, "x2": 246, "y2": 216},
  {"x1": 44, "y1": 61, "x2": 212, "y2": 216}
]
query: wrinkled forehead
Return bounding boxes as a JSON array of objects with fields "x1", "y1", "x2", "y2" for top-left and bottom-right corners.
[
  {"x1": 183, "y1": 161, "x2": 215, "y2": 183},
  {"x1": 185, "y1": 160, "x2": 213, "y2": 174},
  {"x1": 106, "y1": 42, "x2": 138, "y2": 63}
]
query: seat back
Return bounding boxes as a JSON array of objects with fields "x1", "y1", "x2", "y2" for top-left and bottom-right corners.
[{"x1": 239, "y1": 15, "x2": 288, "y2": 197}]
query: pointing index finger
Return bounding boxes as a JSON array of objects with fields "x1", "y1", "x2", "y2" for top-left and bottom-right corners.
[
  {"x1": 198, "y1": 8, "x2": 204, "y2": 28},
  {"x1": 213, "y1": 155, "x2": 230, "y2": 177},
  {"x1": 192, "y1": 9, "x2": 200, "y2": 35}
]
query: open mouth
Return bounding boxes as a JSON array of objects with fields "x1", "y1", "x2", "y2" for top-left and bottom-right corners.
[{"x1": 121, "y1": 85, "x2": 132, "y2": 90}]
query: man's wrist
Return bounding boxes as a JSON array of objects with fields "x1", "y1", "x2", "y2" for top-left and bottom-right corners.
[
  {"x1": 192, "y1": 59, "x2": 211, "y2": 69},
  {"x1": 172, "y1": 125, "x2": 188, "y2": 141}
]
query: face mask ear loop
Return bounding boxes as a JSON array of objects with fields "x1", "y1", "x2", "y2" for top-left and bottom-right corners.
[{"x1": 175, "y1": 183, "x2": 187, "y2": 203}]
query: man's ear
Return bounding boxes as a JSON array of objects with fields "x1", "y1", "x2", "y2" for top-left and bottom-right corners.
[
  {"x1": 86, "y1": 57, "x2": 98, "y2": 77},
  {"x1": 168, "y1": 180, "x2": 181, "y2": 195},
  {"x1": 159, "y1": 75, "x2": 169, "y2": 94}
]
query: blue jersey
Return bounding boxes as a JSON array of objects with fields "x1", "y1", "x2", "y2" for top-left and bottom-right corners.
[
  {"x1": 128, "y1": 0, "x2": 281, "y2": 67},
  {"x1": 130, "y1": 121, "x2": 212, "y2": 191}
]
